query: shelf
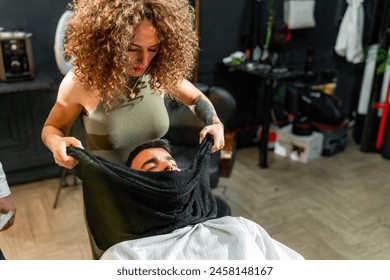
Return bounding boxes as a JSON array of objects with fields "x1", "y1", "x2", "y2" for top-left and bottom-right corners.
[{"x1": 0, "y1": 72, "x2": 62, "y2": 94}]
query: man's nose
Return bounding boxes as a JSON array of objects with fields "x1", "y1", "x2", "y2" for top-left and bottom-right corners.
[{"x1": 161, "y1": 161, "x2": 175, "y2": 171}]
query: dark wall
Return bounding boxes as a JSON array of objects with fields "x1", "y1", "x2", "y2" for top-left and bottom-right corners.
[
  {"x1": 196, "y1": 0, "x2": 247, "y2": 85},
  {"x1": 197, "y1": 0, "x2": 379, "y2": 118},
  {"x1": 0, "y1": 1, "x2": 71, "y2": 184},
  {"x1": 197, "y1": 0, "x2": 345, "y2": 78},
  {"x1": 0, "y1": 0, "x2": 70, "y2": 76}
]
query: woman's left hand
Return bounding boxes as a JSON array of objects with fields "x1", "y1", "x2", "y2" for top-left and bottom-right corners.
[{"x1": 199, "y1": 122, "x2": 225, "y2": 153}]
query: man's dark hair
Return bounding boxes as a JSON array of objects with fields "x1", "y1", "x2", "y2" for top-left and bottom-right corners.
[{"x1": 126, "y1": 139, "x2": 172, "y2": 167}]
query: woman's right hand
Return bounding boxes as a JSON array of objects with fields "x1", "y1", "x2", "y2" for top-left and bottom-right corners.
[{"x1": 51, "y1": 136, "x2": 84, "y2": 169}]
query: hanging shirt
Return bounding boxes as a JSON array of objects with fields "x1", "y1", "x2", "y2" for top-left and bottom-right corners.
[{"x1": 334, "y1": 0, "x2": 365, "y2": 64}]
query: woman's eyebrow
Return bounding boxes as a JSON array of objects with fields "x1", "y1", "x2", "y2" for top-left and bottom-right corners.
[{"x1": 130, "y1": 42, "x2": 160, "y2": 48}]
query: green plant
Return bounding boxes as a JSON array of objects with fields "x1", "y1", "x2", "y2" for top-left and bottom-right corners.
[
  {"x1": 264, "y1": 0, "x2": 275, "y2": 50},
  {"x1": 364, "y1": 45, "x2": 389, "y2": 74},
  {"x1": 376, "y1": 47, "x2": 389, "y2": 74}
]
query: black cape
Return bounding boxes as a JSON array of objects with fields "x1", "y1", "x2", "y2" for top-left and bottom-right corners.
[{"x1": 67, "y1": 137, "x2": 217, "y2": 252}]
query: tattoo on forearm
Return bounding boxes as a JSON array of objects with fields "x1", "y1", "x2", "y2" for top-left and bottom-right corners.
[{"x1": 194, "y1": 96, "x2": 216, "y2": 125}]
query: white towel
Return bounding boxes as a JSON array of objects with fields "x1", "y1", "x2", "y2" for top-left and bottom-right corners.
[
  {"x1": 334, "y1": 0, "x2": 365, "y2": 64},
  {"x1": 284, "y1": 0, "x2": 317, "y2": 30}
]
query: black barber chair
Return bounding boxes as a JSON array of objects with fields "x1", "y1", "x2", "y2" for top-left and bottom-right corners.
[{"x1": 164, "y1": 84, "x2": 237, "y2": 217}]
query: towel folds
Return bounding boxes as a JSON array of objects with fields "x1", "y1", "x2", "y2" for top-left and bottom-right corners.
[{"x1": 67, "y1": 137, "x2": 217, "y2": 252}]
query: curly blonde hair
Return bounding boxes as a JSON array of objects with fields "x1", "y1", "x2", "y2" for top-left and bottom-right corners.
[{"x1": 65, "y1": 0, "x2": 198, "y2": 107}]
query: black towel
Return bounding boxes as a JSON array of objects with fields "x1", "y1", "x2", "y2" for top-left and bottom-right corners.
[{"x1": 67, "y1": 137, "x2": 217, "y2": 252}]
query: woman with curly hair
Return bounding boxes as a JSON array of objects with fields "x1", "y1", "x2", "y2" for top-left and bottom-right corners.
[{"x1": 42, "y1": 0, "x2": 225, "y2": 169}]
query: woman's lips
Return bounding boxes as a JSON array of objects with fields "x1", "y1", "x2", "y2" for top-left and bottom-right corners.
[{"x1": 133, "y1": 67, "x2": 144, "y2": 73}]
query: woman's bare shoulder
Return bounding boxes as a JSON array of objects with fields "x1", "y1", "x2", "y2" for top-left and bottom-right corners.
[
  {"x1": 59, "y1": 71, "x2": 84, "y2": 94},
  {"x1": 57, "y1": 71, "x2": 100, "y2": 112}
]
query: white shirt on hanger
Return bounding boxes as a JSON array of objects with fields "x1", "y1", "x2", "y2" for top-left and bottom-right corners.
[{"x1": 334, "y1": 0, "x2": 365, "y2": 64}]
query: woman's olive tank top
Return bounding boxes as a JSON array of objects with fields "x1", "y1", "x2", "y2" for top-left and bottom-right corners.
[{"x1": 80, "y1": 75, "x2": 169, "y2": 165}]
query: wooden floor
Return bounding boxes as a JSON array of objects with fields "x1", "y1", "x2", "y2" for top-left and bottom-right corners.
[{"x1": 1, "y1": 132, "x2": 390, "y2": 260}]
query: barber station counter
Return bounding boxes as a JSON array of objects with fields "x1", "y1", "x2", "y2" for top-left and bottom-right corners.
[{"x1": 0, "y1": 73, "x2": 62, "y2": 185}]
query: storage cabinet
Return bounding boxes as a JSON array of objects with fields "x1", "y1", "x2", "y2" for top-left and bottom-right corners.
[{"x1": 0, "y1": 79, "x2": 62, "y2": 185}]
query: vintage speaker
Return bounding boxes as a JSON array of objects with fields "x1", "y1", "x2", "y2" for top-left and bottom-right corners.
[{"x1": 0, "y1": 30, "x2": 35, "y2": 81}]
